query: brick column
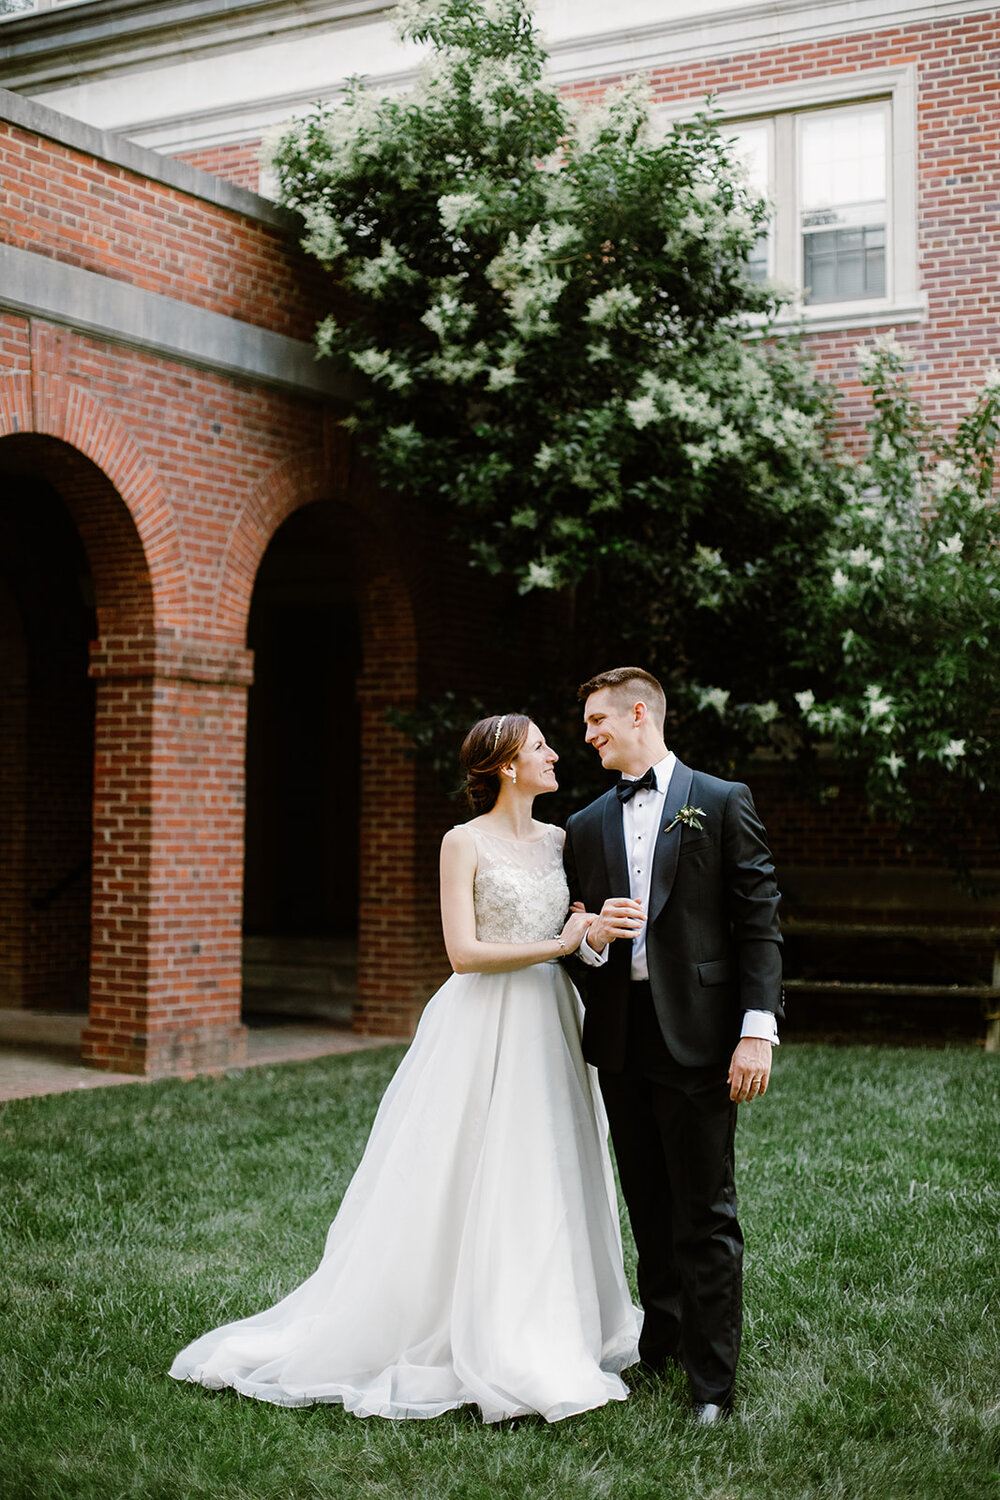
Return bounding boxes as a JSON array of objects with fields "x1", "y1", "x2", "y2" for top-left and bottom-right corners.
[
  {"x1": 82, "y1": 632, "x2": 253, "y2": 1076},
  {"x1": 354, "y1": 571, "x2": 429, "y2": 1038}
]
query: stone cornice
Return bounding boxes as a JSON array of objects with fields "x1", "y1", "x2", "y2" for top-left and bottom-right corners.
[
  {"x1": 2, "y1": 0, "x2": 996, "y2": 101},
  {"x1": 0, "y1": 1, "x2": 389, "y2": 89},
  {"x1": 0, "y1": 242, "x2": 354, "y2": 402},
  {"x1": 0, "y1": 0, "x2": 391, "y2": 91}
]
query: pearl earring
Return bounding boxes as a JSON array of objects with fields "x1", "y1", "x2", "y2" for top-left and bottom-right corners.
[{"x1": 511, "y1": 769, "x2": 517, "y2": 785}]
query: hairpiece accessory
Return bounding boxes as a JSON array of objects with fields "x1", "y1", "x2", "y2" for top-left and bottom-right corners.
[{"x1": 492, "y1": 715, "x2": 507, "y2": 748}]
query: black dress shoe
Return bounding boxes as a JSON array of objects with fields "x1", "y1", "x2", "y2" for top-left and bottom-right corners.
[{"x1": 692, "y1": 1401, "x2": 732, "y2": 1425}]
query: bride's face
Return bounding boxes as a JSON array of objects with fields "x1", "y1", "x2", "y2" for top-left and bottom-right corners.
[{"x1": 511, "y1": 722, "x2": 559, "y2": 795}]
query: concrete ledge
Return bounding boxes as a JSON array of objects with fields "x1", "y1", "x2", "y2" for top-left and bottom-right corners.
[{"x1": 0, "y1": 242, "x2": 354, "y2": 401}]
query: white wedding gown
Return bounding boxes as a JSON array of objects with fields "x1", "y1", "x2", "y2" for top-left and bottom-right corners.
[{"x1": 170, "y1": 823, "x2": 639, "y2": 1423}]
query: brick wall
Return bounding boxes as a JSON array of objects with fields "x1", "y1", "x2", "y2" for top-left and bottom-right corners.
[
  {"x1": 566, "y1": 11, "x2": 1000, "y2": 441},
  {"x1": 174, "y1": 141, "x2": 264, "y2": 194},
  {"x1": 0, "y1": 110, "x2": 473, "y2": 1071},
  {"x1": 0, "y1": 120, "x2": 333, "y2": 342}
]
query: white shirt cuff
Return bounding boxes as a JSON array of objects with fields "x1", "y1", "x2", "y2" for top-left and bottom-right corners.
[
  {"x1": 578, "y1": 931, "x2": 609, "y2": 967},
  {"x1": 741, "y1": 1009, "x2": 779, "y2": 1044}
]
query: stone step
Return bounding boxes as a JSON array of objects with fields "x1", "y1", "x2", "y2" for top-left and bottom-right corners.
[
  {"x1": 241, "y1": 936, "x2": 358, "y2": 1022},
  {"x1": 0, "y1": 1010, "x2": 86, "y2": 1047}
]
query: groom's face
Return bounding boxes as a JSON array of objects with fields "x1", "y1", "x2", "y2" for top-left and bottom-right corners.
[{"x1": 583, "y1": 688, "x2": 637, "y2": 773}]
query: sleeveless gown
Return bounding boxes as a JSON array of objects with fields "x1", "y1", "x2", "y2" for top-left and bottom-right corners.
[{"x1": 169, "y1": 823, "x2": 639, "y2": 1423}]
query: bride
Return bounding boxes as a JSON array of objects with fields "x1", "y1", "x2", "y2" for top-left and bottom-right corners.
[{"x1": 170, "y1": 713, "x2": 639, "y2": 1423}]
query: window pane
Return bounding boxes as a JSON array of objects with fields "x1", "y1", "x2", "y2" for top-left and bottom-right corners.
[
  {"x1": 727, "y1": 121, "x2": 771, "y2": 282},
  {"x1": 800, "y1": 105, "x2": 887, "y2": 302},
  {"x1": 803, "y1": 225, "x2": 886, "y2": 303},
  {"x1": 800, "y1": 108, "x2": 886, "y2": 211}
]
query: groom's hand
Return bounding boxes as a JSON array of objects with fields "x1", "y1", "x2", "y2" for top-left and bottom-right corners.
[
  {"x1": 587, "y1": 898, "x2": 646, "y2": 953},
  {"x1": 728, "y1": 1037, "x2": 772, "y2": 1102}
]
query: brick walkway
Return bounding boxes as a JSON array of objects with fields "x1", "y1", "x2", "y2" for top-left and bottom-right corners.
[{"x1": 0, "y1": 1011, "x2": 406, "y2": 1103}]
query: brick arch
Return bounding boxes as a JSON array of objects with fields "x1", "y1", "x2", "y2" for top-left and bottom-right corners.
[
  {"x1": 0, "y1": 373, "x2": 187, "y2": 632},
  {"x1": 226, "y1": 435, "x2": 431, "y2": 1036},
  {"x1": 211, "y1": 446, "x2": 337, "y2": 641}
]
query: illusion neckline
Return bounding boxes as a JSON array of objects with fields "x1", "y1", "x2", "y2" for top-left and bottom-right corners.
[{"x1": 464, "y1": 823, "x2": 555, "y2": 846}]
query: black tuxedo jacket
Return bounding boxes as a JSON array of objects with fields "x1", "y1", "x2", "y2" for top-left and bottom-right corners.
[{"x1": 564, "y1": 761, "x2": 783, "y2": 1070}]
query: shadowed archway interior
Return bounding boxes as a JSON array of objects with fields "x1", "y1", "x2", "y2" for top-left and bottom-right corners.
[
  {"x1": 242, "y1": 500, "x2": 362, "y2": 1022},
  {"x1": 0, "y1": 460, "x2": 97, "y2": 1013}
]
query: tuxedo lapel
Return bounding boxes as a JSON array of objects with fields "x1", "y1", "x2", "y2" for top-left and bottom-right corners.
[
  {"x1": 600, "y1": 790, "x2": 630, "y2": 897},
  {"x1": 648, "y1": 761, "x2": 694, "y2": 925}
]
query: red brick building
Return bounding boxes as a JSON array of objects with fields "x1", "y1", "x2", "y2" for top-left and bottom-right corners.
[
  {"x1": 1, "y1": 2, "x2": 998, "y2": 1068},
  {"x1": 0, "y1": 83, "x2": 498, "y2": 1072}
]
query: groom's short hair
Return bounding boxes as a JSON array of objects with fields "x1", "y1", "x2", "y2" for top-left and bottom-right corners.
[{"x1": 578, "y1": 667, "x2": 666, "y2": 733}]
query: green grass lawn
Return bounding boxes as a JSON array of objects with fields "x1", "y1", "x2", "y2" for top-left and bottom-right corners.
[{"x1": 1, "y1": 1043, "x2": 998, "y2": 1500}]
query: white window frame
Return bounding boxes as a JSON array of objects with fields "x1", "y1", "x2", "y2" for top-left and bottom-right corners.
[{"x1": 656, "y1": 66, "x2": 924, "y2": 334}]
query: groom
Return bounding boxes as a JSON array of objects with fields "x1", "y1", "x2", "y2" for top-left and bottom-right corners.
[{"x1": 564, "y1": 667, "x2": 783, "y2": 1423}]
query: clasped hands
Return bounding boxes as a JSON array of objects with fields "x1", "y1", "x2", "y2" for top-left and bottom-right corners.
[
  {"x1": 561, "y1": 896, "x2": 637, "y2": 953},
  {"x1": 571, "y1": 897, "x2": 772, "y2": 1104}
]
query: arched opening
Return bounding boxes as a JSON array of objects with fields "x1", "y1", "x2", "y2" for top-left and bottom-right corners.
[
  {"x1": 0, "y1": 460, "x2": 98, "y2": 1016},
  {"x1": 242, "y1": 501, "x2": 362, "y2": 1022}
]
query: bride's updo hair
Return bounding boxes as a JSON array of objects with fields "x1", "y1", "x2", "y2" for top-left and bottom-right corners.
[{"x1": 460, "y1": 713, "x2": 531, "y2": 815}]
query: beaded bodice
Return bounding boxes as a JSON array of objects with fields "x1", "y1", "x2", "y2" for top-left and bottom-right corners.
[{"x1": 466, "y1": 824, "x2": 570, "y2": 944}]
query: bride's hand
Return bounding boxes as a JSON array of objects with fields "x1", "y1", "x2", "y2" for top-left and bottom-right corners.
[{"x1": 559, "y1": 909, "x2": 594, "y2": 954}]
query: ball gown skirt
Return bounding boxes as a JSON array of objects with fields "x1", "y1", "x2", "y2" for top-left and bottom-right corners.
[{"x1": 169, "y1": 960, "x2": 640, "y2": 1422}]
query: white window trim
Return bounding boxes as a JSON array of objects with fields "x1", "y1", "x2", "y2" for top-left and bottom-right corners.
[{"x1": 654, "y1": 65, "x2": 925, "y2": 334}]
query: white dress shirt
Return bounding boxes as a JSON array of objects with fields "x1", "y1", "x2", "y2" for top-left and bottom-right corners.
[{"x1": 578, "y1": 754, "x2": 779, "y2": 1044}]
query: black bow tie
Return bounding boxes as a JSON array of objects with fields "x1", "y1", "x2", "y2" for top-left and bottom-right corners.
[{"x1": 616, "y1": 767, "x2": 657, "y2": 804}]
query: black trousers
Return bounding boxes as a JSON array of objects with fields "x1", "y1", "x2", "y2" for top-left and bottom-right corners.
[{"x1": 598, "y1": 980, "x2": 742, "y2": 1405}]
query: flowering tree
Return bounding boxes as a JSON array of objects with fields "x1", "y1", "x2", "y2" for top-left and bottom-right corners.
[
  {"x1": 793, "y1": 335, "x2": 1000, "y2": 833},
  {"x1": 269, "y1": 0, "x2": 846, "y2": 761}
]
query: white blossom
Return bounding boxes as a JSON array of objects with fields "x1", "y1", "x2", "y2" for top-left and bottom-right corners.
[
  {"x1": 299, "y1": 204, "x2": 348, "y2": 265},
  {"x1": 570, "y1": 75, "x2": 654, "y2": 153},
  {"x1": 392, "y1": 0, "x2": 437, "y2": 37},
  {"x1": 524, "y1": 559, "x2": 558, "y2": 590},
  {"x1": 437, "y1": 191, "x2": 484, "y2": 235},
  {"x1": 882, "y1": 752, "x2": 905, "y2": 777},
  {"x1": 864, "y1": 686, "x2": 893, "y2": 719},
  {"x1": 754, "y1": 700, "x2": 780, "y2": 724},
  {"x1": 848, "y1": 545, "x2": 874, "y2": 568},
  {"x1": 699, "y1": 686, "x2": 730, "y2": 716},
  {"x1": 927, "y1": 459, "x2": 961, "y2": 499},
  {"x1": 832, "y1": 567, "x2": 850, "y2": 592},
  {"x1": 794, "y1": 689, "x2": 816, "y2": 714},
  {"x1": 680, "y1": 211, "x2": 706, "y2": 237},
  {"x1": 856, "y1": 331, "x2": 905, "y2": 381},
  {"x1": 421, "y1": 286, "x2": 475, "y2": 340},
  {"x1": 347, "y1": 239, "x2": 418, "y2": 297},
  {"x1": 350, "y1": 348, "x2": 411, "y2": 389},
  {"x1": 585, "y1": 285, "x2": 642, "y2": 326},
  {"x1": 486, "y1": 365, "x2": 517, "y2": 390},
  {"x1": 937, "y1": 533, "x2": 962, "y2": 556},
  {"x1": 626, "y1": 394, "x2": 659, "y2": 430},
  {"x1": 943, "y1": 738, "x2": 966, "y2": 758},
  {"x1": 684, "y1": 441, "x2": 715, "y2": 471}
]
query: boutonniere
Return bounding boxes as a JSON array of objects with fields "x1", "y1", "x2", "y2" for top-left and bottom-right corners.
[{"x1": 664, "y1": 804, "x2": 707, "y2": 835}]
